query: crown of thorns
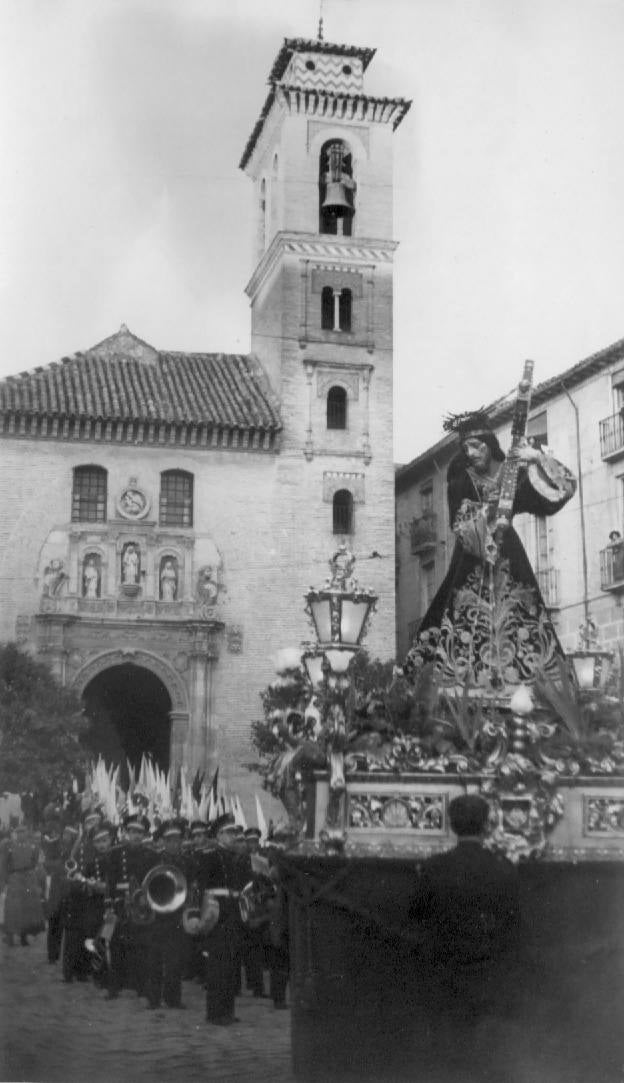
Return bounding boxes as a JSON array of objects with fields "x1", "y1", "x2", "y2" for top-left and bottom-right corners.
[{"x1": 442, "y1": 409, "x2": 492, "y2": 438}]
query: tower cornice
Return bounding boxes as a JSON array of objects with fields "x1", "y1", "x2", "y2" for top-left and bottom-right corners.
[
  {"x1": 240, "y1": 85, "x2": 411, "y2": 172},
  {"x1": 245, "y1": 230, "x2": 398, "y2": 302}
]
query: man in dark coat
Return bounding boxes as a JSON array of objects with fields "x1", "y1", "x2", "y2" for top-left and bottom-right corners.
[
  {"x1": 142, "y1": 818, "x2": 191, "y2": 1010},
  {"x1": 105, "y1": 813, "x2": 154, "y2": 999},
  {"x1": 196, "y1": 813, "x2": 247, "y2": 1026},
  {"x1": 412, "y1": 794, "x2": 521, "y2": 1081}
]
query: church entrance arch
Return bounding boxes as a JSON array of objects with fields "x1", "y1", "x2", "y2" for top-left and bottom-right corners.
[{"x1": 74, "y1": 650, "x2": 189, "y2": 776}]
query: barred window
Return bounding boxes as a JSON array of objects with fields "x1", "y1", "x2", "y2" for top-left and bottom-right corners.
[
  {"x1": 333, "y1": 489, "x2": 353, "y2": 535},
  {"x1": 327, "y1": 386, "x2": 347, "y2": 430},
  {"x1": 159, "y1": 470, "x2": 193, "y2": 527},
  {"x1": 71, "y1": 466, "x2": 107, "y2": 522}
]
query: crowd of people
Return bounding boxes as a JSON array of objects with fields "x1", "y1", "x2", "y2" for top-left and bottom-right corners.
[{"x1": 0, "y1": 806, "x2": 291, "y2": 1026}]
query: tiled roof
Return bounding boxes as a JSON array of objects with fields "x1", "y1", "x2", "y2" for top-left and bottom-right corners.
[{"x1": 0, "y1": 328, "x2": 282, "y2": 449}]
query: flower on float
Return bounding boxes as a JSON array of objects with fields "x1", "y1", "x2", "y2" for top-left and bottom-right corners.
[{"x1": 510, "y1": 684, "x2": 533, "y2": 717}]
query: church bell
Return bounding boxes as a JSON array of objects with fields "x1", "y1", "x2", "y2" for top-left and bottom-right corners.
[{"x1": 321, "y1": 181, "x2": 354, "y2": 218}]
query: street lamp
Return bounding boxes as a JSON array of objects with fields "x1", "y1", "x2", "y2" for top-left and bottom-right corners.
[
  {"x1": 567, "y1": 616, "x2": 614, "y2": 693},
  {"x1": 303, "y1": 547, "x2": 378, "y2": 843}
]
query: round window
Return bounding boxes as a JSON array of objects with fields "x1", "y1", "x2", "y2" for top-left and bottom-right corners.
[
  {"x1": 342, "y1": 64, "x2": 352, "y2": 75},
  {"x1": 306, "y1": 60, "x2": 316, "y2": 71}
]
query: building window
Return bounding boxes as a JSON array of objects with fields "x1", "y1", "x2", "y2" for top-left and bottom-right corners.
[
  {"x1": 319, "y1": 140, "x2": 354, "y2": 236},
  {"x1": 321, "y1": 287, "x2": 352, "y2": 332},
  {"x1": 333, "y1": 489, "x2": 353, "y2": 534},
  {"x1": 339, "y1": 289, "x2": 352, "y2": 331},
  {"x1": 159, "y1": 470, "x2": 193, "y2": 527},
  {"x1": 327, "y1": 386, "x2": 347, "y2": 430},
  {"x1": 527, "y1": 411, "x2": 548, "y2": 450},
  {"x1": 71, "y1": 466, "x2": 107, "y2": 522},
  {"x1": 321, "y1": 287, "x2": 334, "y2": 330}
]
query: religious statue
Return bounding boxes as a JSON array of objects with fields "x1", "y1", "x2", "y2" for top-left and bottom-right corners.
[
  {"x1": 160, "y1": 558, "x2": 178, "y2": 602},
  {"x1": 82, "y1": 556, "x2": 100, "y2": 599},
  {"x1": 327, "y1": 545, "x2": 356, "y2": 591},
  {"x1": 41, "y1": 559, "x2": 67, "y2": 597},
  {"x1": 122, "y1": 544, "x2": 140, "y2": 584},
  {"x1": 196, "y1": 566, "x2": 218, "y2": 606},
  {"x1": 405, "y1": 396, "x2": 576, "y2": 692}
]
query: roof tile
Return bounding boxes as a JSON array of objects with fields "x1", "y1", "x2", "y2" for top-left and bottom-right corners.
[{"x1": 0, "y1": 336, "x2": 281, "y2": 435}]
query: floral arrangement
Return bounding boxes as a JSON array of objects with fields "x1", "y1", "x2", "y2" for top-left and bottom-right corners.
[{"x1": 250, "y1": 645, "x2": 624, "y2": 858}]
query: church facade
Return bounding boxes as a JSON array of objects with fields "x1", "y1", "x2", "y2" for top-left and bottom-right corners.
[{"x1": 0, "y1": 38, "x2": 410, "y2": 809}]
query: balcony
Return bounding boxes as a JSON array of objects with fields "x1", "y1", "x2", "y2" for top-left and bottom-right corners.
[
  {"x1": 537, "y1": 567, "x2": 560, "y2": 609},
  {"x1": 410, "y1": 513, "x2": 438, "y2": 554},
  {"x1": 599, "y1": 412, "x2": 624, "y2": 460},
  {"x1": 600, "y1": 542, "x2": 624, "y2": 591}
]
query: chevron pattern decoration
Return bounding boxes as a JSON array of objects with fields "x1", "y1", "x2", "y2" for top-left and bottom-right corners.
[{"x1": 287, "y1": 53, "x2": 364, "y2": 95}]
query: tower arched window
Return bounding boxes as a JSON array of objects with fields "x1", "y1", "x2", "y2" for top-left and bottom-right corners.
[
  {"x1": 72, "y1": 465, "x2": 107, "y2": 522},
  {"x1": 321, "y1": 287, "x2": 334, "y2": 330},
  {"x1": 321, "y1": 286, "x2": 352, "y2": 332},
  {"x1": 339, "y1": 289, "x2": 352, "y2": 331},
  {"x1": 159, "y1": 470, "x2": 193, "y2": 527},
  {"x1": 327, "y1": 386, "x2": 347, "y2": 430},
  {"x1": 319, "y1": 140, "x2": 355, "y2": 236},
  {"x1": 333, "y1": 489, "x2": 353, "y2": 535}
]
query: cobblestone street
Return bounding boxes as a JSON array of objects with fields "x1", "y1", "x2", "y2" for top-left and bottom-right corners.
[{"x1": 0, "y1": 934, "x2": 294, "y2": 1083}]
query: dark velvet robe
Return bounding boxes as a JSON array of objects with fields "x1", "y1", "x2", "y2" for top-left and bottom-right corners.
[{"x1": 405, "y1": 453, "x2": 576, "y2": 691}]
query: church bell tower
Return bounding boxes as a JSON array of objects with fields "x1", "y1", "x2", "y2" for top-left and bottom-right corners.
[{"x1": 239, "y1": 37, "x2": 410, "y2": 659}]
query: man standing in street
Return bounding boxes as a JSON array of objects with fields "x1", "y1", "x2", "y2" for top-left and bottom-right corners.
[{"x1": 411, "y1": 794, "x2": 521, "y2": 1081}]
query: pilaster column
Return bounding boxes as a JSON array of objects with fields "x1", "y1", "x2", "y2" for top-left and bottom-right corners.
[
  {"x1": 332, "y1": 289, "x2": 341, "y2": 331},
  {"x1": 362, "y1": 366, "x2": 372, "y2": 464},
  {"x1": 299, "y1": 259, "x2": 310, "y2": 347}
]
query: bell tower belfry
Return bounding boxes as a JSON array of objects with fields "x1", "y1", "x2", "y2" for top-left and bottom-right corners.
[{"x1": 239, "y1": 37, "x2": 410, "y2": 660}]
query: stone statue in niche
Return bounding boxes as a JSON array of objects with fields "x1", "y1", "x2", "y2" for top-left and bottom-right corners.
[
  {"x1": 41, "y1": 559, "x2": 67, "y2": 597},
  {"x1": 160, "y1": 557, "x2": 178, "y2": 602},
  {"x1": 196, "y1": 566, "x2": 219, "y2": 607},
  {"x1": 121, "y1": 543, "x2": 140, "y2": 584},
  {"x1": 82, "y1": 554, "x2": 101, "y2": 599}
]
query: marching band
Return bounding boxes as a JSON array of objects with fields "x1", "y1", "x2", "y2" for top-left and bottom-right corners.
[{"x1": 2, "y1": 802, "x2": 292, "y2": 1026}]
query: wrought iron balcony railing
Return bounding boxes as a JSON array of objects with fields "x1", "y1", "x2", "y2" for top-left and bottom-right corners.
[
  {"x1": 599, "y1": 411, "x2": 624, "y2": 459},
  {"x1": 600, "y1": 542, "x2": 624, "y2": 590},
  {"x1": 537, "y1": 567, "x2": 560, "y2": 608},
  {"x1": 410, "y1": 513, "x2": 438, "y2": 554}
]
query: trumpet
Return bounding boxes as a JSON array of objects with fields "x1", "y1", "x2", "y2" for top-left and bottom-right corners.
[{"x1": 64, "y1": 859, "x2": 106, "y2": 893}]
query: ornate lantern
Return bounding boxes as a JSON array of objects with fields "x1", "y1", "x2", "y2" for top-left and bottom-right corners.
[{"x1": 567, "y1": 617, "x2": 614, "y2": 693}]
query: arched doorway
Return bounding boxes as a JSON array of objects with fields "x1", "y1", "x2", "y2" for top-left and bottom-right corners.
[{"x1": 82, "y1": 663, "x2": 172, "y2": 774}]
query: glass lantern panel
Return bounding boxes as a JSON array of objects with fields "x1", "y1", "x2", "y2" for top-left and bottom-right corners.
[
  {"x1": 310, "y1": 598, "x2": 332, "y2": 644},
  {"x1": 304, "y1": 654, "x2": 325, "y2": 689},
  {"x1": 340, "y1": 598, "x2": 369, "y2": 645},
  {"x1": 571, "y1": 654, "x2": 599, "y2": 690},
  {"x1": 325, "y1": 648, "x2": 355, "y2": 674}
]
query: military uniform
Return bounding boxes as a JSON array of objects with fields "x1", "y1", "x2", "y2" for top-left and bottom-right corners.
[
  {"x1": 61, "y1": 836, "x2": 96, "y2": 982},
  {"x1": 196, "y1": 817, "x2": 247, "y2": 1025},
  {"x1": 143, "y1": 819, "x2": 192, "y2": 1010},
  {"x1": 106, "y1": 823, "x2": 155, "y2": 998}
]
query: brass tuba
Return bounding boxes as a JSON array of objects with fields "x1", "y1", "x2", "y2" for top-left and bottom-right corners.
[{"x1": 142, "y1": 864, "x2": 187, "y2": 915}]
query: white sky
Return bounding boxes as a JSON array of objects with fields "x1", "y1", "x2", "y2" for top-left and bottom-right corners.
[{"x1": 1, "y1": 0, "x2": 624, "y2": 464}]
